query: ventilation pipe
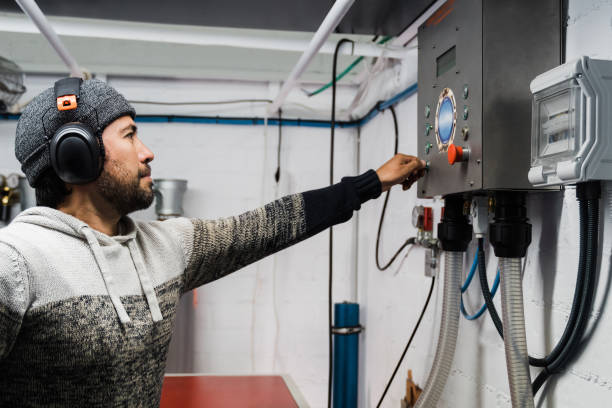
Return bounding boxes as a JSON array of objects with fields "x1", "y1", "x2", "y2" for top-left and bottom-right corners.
[
  {"x1": 14, "y1": 0, "x2": 83, "y2": 77},
  {"x1": 267, "y1": 0, "x2": 355, "y2": 115},
  {"x1": 153, "y1": 179, "x2": 187, "y2": 220},
  {"x1": 415, "y1": 194, "x2": 471, "y2": 408},
  {"x1": 489, "y1": 191, "x2": 533, "y2": 408}
]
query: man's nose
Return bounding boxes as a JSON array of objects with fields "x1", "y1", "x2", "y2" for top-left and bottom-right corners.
[{"x1": 139, "y1": 142, "x2": 154, "y2": 164}]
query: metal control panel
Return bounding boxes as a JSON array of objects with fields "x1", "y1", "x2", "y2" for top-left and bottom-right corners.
[{"x1": 417, "y1": 0, "x2": 561, "y2": 197}]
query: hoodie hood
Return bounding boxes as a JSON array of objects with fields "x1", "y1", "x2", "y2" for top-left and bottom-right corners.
[
  {"x1": 11, "y1": 206, "x2": 163, "y2": 326},
  {"x1": 13, "y1": 206, "x2": 137, "y2": 245}
]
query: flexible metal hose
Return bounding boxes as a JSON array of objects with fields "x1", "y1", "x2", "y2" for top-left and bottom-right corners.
[
  {"x1": 500, "y1": 257, "x2": 534, "y2": 408},
  {"x1": 414, "y1": 251, "x2": 462, "y2": 408}
]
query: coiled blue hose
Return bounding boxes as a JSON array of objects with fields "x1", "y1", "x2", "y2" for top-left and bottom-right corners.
[{"x1": 460, "y1": 251, "x2": 500, "y2": 320}]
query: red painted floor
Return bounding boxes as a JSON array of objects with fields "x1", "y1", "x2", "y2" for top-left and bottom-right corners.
[{"x1": 160, "y1": 375, "x2": 299, "y2": 408}]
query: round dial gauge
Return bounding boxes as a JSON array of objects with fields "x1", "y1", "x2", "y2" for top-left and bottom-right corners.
[
  {"x1": 435, "y1": 88, "x2": 457, "y2": 152},
  {"x1": 412, "y1": 205, "x2": 424, "y2": 229}
]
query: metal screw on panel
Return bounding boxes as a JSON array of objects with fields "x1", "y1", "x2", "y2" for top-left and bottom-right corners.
[
  {"x1": 469, "y1": 180, "x2": 474, "y2": 186},
  {"x1": 456, "y1": 70, "x2": 460, "y2": 74},
  {"x1": 476, "y1": 159, "x2": 481, "y2": 165}
]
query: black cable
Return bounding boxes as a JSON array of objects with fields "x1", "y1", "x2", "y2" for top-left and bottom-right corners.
[
  {"x1": 480, "y1": 200, "x2": 591, "y2": 369},
  {"x1": 376, "y1": 276, "x2": 436, "y2": 408},
  {"x1": 328, "y1": 37, "x2": 354, "y2": 408},
  {"x1": 375, "y1": 106, "x2": 415, "y2": 271},
  {"x1": 533, "y1": 191, "x2": 600, "y2": 396},
  {"x1": 274, "y1": 109, "x2": 282, "y2": 183},
  {"x1": 128, "y1": 98, "x2": 273, "y2": 105},
  {"x1": 529, "y1": 199, "x2": 588, "y2": 367},
  {"x1": 478, "y1": 237, "x2": 504, "y2": 338}
]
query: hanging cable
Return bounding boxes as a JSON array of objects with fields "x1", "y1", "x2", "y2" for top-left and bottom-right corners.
[
  {"x1": 328, "y1": 37, "x2": 354, "y2": 408},
  {"x1": 374, "y1": 106, "x2": 415, "y2": 271},
  {"x1": 274, "y1": 109, "x2": 282, "y2": 183},
  {"x1": 476, "y1": 185, "x2": 600, "y2": 396},
  {"x1": 128, "y1": 98, "x2": 273, "y2": 105},
  {"x1": 306, "y1": 36, "x2": 392, "y2": 97},
  {"x1": 478, "y1": 238, "x2": 505, "y2": 336},
  {"x1": 376, "y1": 276, "x2": 436, "y2": 408},
  {"x1": 532, "y1": 182, "x2": 601, "y2": 396}
]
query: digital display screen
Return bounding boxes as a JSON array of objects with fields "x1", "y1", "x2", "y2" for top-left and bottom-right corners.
[{"x1": 436, "y1": 46, "x2": 456, "y2": 77}]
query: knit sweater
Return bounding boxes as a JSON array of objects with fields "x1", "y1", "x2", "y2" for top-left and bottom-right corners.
[{"x1": 0, "y1": 170, "x2": 381, "y2": 407}]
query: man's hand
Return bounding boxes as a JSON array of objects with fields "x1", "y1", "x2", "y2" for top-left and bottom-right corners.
[{"x1": 376, "y1": 154, "x2": 426, "y2": 193}]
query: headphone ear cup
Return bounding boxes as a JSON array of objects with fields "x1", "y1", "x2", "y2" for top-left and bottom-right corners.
[{"x1": 50, "y1": 123, "x2": 101, "y2": 184}]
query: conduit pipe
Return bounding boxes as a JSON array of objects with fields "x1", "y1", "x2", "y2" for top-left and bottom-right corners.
[
  {"x1": 490, "y1": 192, "x2": 533, "y2": 408},
  {"x1": 14, "y1": 0, "x2": 82, "y2": 78},
  {"x1": 267, "y1": 0, "x2": 355, "y2": 115},
  {"x1": 499, "y1": 257, "x2": 534, "y2": 408},
  {"x1": 415, "y1": 195, "x2": 471, "y2": 408}
]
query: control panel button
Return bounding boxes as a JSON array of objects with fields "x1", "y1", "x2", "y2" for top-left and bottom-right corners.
[
  {"x1": 463, "y1": 105, "x2": 469, "y2": 120},
  {"x1": 447, "y1": 144, "x2": 470, "y2": 165},
  {"x1": 425, "y1": 143, "x2": 433, "y2": 154}
]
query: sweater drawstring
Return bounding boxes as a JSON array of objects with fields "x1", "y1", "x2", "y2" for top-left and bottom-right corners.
[
  {"x1": 81, "y1": 226, "x2": 131, "y2": 325},
  {"x1": 127, "y1": 240, "x2": 163, "y2": 322}
]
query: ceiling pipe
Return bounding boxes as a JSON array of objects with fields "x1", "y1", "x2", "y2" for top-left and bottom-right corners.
[
  {"x1": 267, "y1": 0, "x2": 356, "y2": 115},
  {"x1": 0, "y1": 12, "x2": 406, "y2": 60},
  {"x1": 393, "y1": 0, "x2": 447, "y2": 46},
  {"x1": 14, "y1": 0, "x2": 83, "y2": 78}
]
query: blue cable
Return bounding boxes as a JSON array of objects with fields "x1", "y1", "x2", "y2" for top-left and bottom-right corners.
[
  {"x1": 461, "y1": 251, "x2": 479, "y2": 292},
  {"x1": 460, "y1": 251, "x2": 501, "y2": 320}
]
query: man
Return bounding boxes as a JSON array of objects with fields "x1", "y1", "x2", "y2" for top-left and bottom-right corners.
[{"x1": 0, "y1": 79, "x2": 425, "y2": 406}]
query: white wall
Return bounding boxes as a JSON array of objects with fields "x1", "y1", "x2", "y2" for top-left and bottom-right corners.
[{"x1": 357, "y1": 1, "x2": 612, "y2": 407}]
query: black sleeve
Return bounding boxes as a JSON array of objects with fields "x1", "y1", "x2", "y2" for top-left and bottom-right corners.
[{"x1": 302, "y1": 169, "x2": 382, "y2": 237}]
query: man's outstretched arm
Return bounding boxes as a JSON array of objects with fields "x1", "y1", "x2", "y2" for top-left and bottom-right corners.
[{"x1": 179, "y1": 154, "x2": 425, "y2": 292}]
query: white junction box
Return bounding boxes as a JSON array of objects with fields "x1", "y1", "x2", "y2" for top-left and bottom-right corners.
[{"x1": 529, "y1": 57, "x2": 612, "y2": 186}]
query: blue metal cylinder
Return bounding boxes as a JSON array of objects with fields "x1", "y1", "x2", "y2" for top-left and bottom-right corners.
[{"x1": 333, "y1": 302, "x2": 360, "y2": 408}]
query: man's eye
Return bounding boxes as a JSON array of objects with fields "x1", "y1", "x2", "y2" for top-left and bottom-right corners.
[{"x1": 125, "y1": 133, "x2": 134, "y2": 139}]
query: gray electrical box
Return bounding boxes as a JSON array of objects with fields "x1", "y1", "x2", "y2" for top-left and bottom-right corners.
[{"x1": 417, "y1": 0, "x2": 561, "y2": 197}]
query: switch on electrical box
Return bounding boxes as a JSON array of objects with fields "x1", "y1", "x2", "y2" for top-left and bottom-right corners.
[{"x1": 416, "y1": 0, "x2": 561, "y2": 197}]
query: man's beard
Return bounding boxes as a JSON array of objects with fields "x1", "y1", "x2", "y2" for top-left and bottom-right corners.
[{"x1": 96, "y1": 159, "x2": 154, "y2": 216}]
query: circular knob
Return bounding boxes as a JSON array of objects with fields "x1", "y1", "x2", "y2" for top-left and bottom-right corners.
[{"x1": 447, "y1": 144, "x2": 470, "y2": 165}]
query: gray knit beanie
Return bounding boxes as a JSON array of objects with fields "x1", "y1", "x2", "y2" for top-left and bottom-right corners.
[{"x1": 15, "y1": 79, "x2": 135, "y2": 187}]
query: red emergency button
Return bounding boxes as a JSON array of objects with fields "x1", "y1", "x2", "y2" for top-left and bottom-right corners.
[{"x1": 447, "y1": 144, "x2": 469, "y2": 165}]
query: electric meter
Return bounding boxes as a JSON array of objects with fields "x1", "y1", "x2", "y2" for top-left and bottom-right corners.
[{"x1": 528, "y1": 57, "x2": 612, "y2": 186}]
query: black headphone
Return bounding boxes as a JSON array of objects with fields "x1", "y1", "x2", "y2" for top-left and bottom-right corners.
[{"x1": 49, "y1": 77, "x2": 103, "y2": 185}]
